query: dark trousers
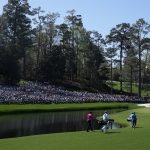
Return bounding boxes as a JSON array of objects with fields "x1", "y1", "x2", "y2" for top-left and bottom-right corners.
[
  {"x1": 87, "y1": 120, "x2": 93, "y2": 131},
  {"x1": 131, "y1": 119, "x2": 137, "y2": 128}
]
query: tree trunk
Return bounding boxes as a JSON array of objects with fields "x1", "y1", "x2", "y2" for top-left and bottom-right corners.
[
  {"x1": 120, "y1": 43, "x2": 123, "y2": 93},
  {"x1": 111, "y1": 58, "x2": 113, "y2": 94},
  {"x1": 138, "y1": 44, "x2": 142, "y2": 97},
  {"x1": 23, "y1": 54, "x2": 26, "y2": 79},
  {"x1": 130, "y1": 66, "x2": 133, "y2": 95}
]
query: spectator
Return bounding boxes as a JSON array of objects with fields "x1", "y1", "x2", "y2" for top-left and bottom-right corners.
[{"x1": 0, "y1": 81, "x2": 149, "y2": 104}]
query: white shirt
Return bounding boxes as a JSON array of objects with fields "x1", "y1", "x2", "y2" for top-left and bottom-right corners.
[{"x1": 103, "y1": 113, "x2": 109, "y2": 121}]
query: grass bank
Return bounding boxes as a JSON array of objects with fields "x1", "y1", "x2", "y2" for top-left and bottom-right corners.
[
  {"x1": 107, "y1": 81, "x2": 150, "y2": 96},
  {"x1": 0, "y1": 103, "x2": 136, "y2": 114},
  {"x1": 0, "y1": 106, "x2": 150, "y2": 150}
]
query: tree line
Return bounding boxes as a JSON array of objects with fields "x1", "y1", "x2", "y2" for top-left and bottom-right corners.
[{"x1": 0, "y1": 0, "x2": 150, "y2": 97}]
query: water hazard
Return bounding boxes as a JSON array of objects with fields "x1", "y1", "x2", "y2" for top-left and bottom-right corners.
[{"x1": 0, "y1": 109, "x2": 125, "y2": 139}]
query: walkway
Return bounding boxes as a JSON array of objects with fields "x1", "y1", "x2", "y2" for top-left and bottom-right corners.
[{"x1": 138, "y1": 103, "x2": 150, "y2": 107}]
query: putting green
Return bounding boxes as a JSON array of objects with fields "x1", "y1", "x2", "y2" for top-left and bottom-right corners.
[{"x1": 0, "y1": 107, "x2": 150, "y2": 150}]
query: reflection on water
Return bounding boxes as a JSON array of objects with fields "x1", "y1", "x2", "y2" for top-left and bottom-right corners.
[{"x1": 0, "y1": 109, "x2": 125, "y2": 139}]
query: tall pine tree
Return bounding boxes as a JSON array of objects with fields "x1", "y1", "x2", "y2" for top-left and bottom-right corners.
[{"x1": 3, "y1": 0, "x2": 32, "y2": 80}]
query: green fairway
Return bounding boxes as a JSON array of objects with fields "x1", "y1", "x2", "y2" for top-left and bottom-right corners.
[
  {"x1": 0, "y1": 106, "x2": 149, "y2": 150},
  {"x1": 0, "y1": 103, "x2": 135, "y2": 114}
]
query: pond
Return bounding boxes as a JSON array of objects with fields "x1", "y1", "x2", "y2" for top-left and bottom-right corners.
[{"x1": 0, "y1": 109, "x2": 126, "y2": 139}]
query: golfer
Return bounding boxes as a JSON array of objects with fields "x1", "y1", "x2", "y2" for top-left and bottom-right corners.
[{"x1": 86, "y1": 112, "x2": 93, "y2": 132}]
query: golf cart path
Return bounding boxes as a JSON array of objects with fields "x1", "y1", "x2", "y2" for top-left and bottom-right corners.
[{"x1": 137, "y1": 103, "x2": 150, "y2": 107}]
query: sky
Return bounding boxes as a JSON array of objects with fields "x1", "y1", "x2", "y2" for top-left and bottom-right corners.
[{"x1": 0, "y1": 0, "x2": 150, "y2": 37}]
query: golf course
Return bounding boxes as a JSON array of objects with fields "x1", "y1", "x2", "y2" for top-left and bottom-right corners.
[
  {"x1": 0, "y1": 0, "x2": 150, "y2": 149},
  {"x1": 0, "y1": 103, "x2": 149, "y2": 150}
]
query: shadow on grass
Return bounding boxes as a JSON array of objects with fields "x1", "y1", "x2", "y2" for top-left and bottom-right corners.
[
  {"x1": 128, "y1": 126, "x2": 142, "y2": 129},
  {"x1": 105, "y1": 131, "x2": 120, "y2": 134},
  {"x1": 136, "y1": 126, "x2": 142, "y2": 128}
]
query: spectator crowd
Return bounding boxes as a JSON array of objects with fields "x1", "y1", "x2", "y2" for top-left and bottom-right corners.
[{"x1": 0, "y1": 82, "x2": 149, "y2": 104}]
